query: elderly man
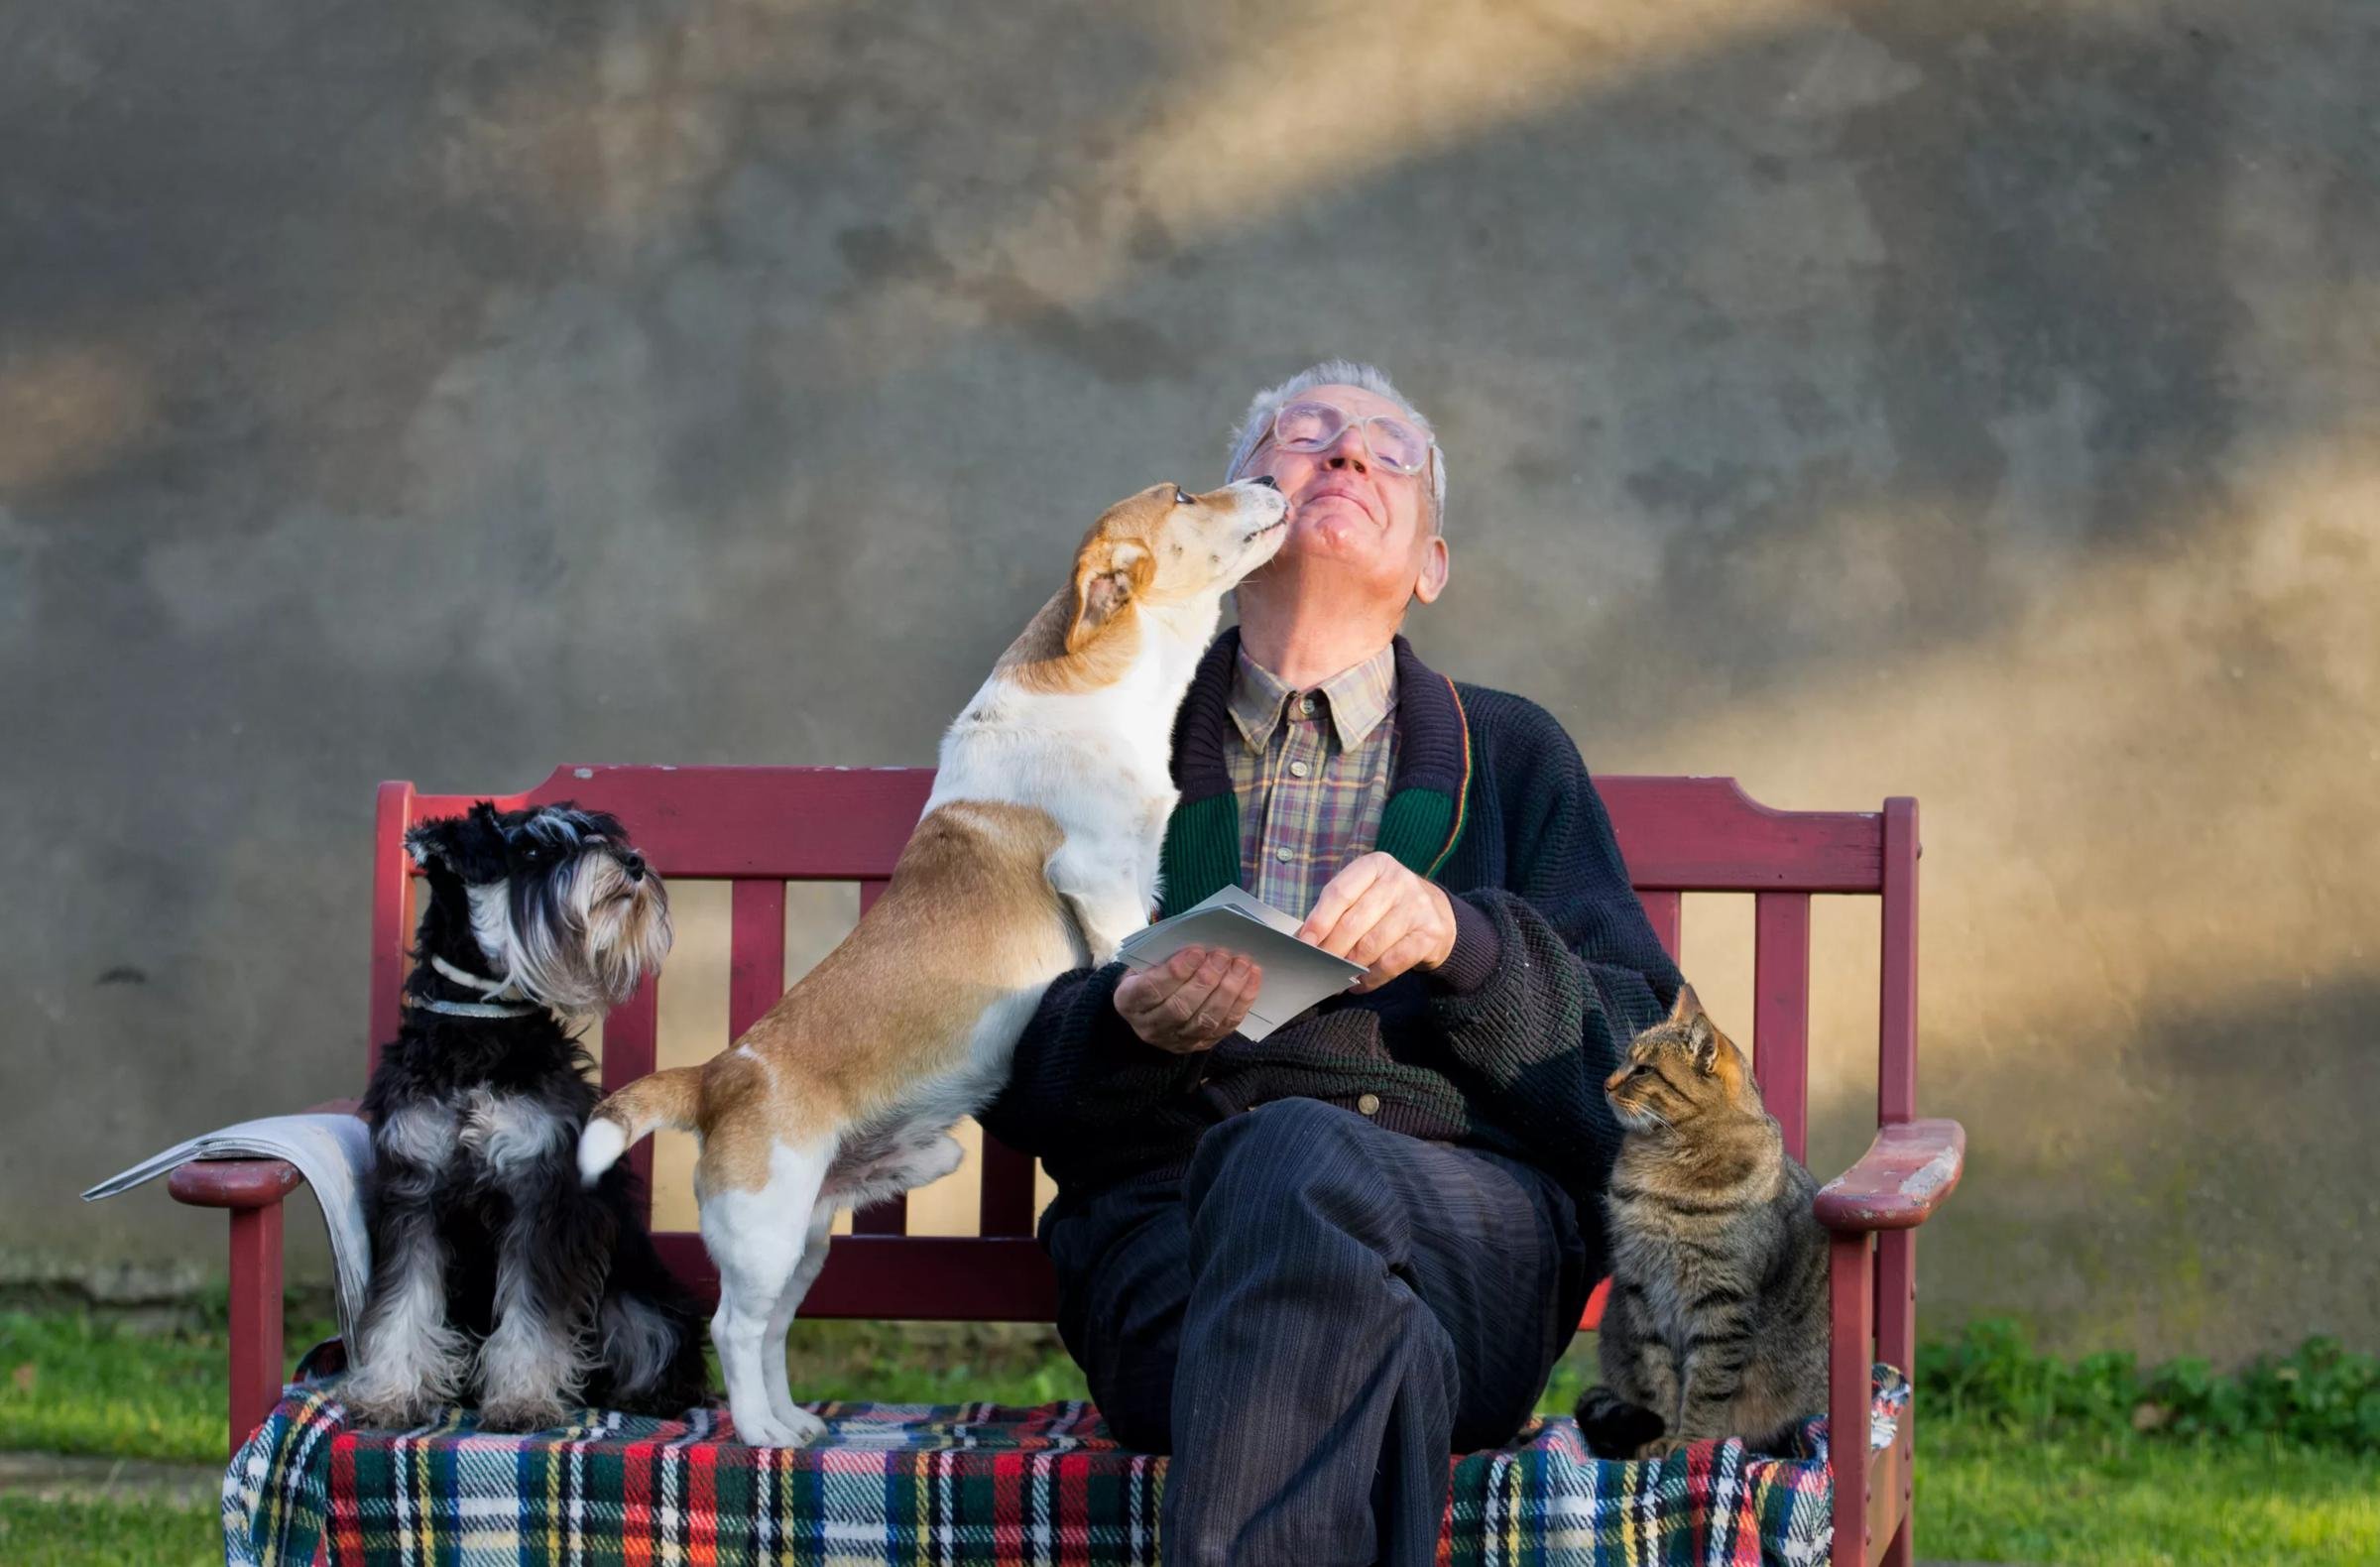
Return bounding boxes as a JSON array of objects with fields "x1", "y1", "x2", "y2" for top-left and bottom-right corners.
[{"x1": 982, "y1": 361, "x2": 1682, "y2": 1566}]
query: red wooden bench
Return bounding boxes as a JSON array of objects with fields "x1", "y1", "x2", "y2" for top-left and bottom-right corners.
[{"x1": 170, "y1": 766, "x2": 1963, "y2": 1567}]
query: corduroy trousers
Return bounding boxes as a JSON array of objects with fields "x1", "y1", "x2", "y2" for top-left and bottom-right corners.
[{"x1": 1041, "y1": 1098, "x2": 1593, "y2": 1567}]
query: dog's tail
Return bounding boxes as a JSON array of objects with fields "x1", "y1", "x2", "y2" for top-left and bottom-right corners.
[{"x1": 579, "y1": 1067, "x2": 702, "y2": 1187}]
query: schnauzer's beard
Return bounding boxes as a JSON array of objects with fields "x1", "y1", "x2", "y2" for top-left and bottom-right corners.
[{"x1": 470, "y1": 857, "x2": 673, "y2": 1018}]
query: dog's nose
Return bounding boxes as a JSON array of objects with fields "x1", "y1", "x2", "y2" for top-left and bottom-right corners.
[
  {"x1": 620, "y1": 851, "x2": 646, "y2": 882},
  {"x1": 1249, "y1": 474, "x2": 1278, "y2": 490}
]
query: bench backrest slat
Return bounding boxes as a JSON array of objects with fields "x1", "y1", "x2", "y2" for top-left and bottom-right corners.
[
  {"x1": 1751, "y1": 892, "x2": 1813, "y2": 1165},
  {"x1": 370, "y1": 767, "x2": 1919, "y2": 1321}
]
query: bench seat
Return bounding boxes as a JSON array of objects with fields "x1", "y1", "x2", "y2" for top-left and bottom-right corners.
[{"x1": 226, "y1": 1353, "x2": 1910, "y2": 1567}]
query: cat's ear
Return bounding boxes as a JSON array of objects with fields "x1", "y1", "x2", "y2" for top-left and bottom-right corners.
[
  {"x1": 1668, "y1": 983, "x2": 1705, "y2": 1025},
  {"x1": 1689, "y1": 1014, "x2": 1723, "y2": 1075}
]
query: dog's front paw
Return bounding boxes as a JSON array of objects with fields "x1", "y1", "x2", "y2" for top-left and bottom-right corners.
[
  {"x1": 733, "y1": 1405, "x2": 826, "y2": 1448},
  {"x1": 477, "y1": 1394, "x2": 570, "y2": 1433},
  {"x1": 339, "y1": 1380, "x2": 439, "y2": 1430}
]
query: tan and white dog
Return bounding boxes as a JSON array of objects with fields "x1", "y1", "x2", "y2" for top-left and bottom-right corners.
[{"x1": 578, "y1": 477, "x2": 1290, "y2": 1445}]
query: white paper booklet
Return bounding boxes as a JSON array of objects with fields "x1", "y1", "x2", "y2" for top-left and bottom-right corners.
[
  {"x1": 82, "y1": 1113, "x2": 377, "y2": 1347},
  {"x1": 1117, "y1": 886, "x2": 1367, "y2": 1040}
]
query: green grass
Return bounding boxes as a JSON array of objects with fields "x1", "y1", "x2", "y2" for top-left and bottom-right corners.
[
  {"x1": 7, "y1": 1309, "x2": 2378, "y2": 1566},
  {"x1": 1916, "y1": 1420, "x2": 2380, "y2": 1565},
  {"x1": 0, "y1": 1499, "x2": 219, "y2": 1567},
  {"x1": 0, "y1": 1309, "x2": 322, "y2": 1465}
]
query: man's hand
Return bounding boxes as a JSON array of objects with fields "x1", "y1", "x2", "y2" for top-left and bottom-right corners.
[
  {"x1": 1115, "y1": 946, "x2": 1262, "y2": 1054},
  {"x1": 1297, "y1": 852, "x2": 1458, "y2": 994}
]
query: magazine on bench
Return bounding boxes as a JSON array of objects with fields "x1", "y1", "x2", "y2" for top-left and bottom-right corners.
[
  {"x1": 1118, "y1": 885, "x2": 1367, "y2": 1040},
  {"x1": 82, "y1": 1113, "x2": 375, "y2": 1347}
]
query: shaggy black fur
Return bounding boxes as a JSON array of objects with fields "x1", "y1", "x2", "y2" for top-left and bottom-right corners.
[{"x1": 349, "y1": 802, "x2": 707, "y2": 1428}]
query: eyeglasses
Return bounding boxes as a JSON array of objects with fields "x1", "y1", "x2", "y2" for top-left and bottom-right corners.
[{"x1": 1262, "y1": 400, "x2": 1434, "y2": 478}]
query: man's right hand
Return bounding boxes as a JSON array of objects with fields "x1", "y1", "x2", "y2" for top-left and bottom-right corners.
[{"x1": 1115, "y1": 946, "x2": 1261, "y2": 1054}]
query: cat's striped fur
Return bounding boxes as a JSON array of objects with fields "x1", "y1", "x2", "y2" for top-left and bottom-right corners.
[{"x1": 1575, "y1": 987, "x2": 1829, "y2": 1459}]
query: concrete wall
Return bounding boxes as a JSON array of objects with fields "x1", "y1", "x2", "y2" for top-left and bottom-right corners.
[{"x1": 5, "y1": 0, "x2": 2373, "y2": 1360}]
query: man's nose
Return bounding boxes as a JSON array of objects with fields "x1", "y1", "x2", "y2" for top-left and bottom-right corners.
[{"x1": 1321, "y1": 423, "x2": 1369, "y2": 470}]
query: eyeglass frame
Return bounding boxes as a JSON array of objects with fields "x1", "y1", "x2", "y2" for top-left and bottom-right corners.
[{"x1": 1250, "y1": 399, "x2": 1439, "y2": 480}]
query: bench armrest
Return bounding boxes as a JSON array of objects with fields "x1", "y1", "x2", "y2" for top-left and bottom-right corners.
[
  {"x1": 1813, "y1": 1118, "x2": 1964, "y2": 1232},
  {"x1": 137, "y1": 1100, "x2": 370, "y2": 1454},
  {"x1": 164, "y1": 1101, "x2": 365, "y2": 1209}
]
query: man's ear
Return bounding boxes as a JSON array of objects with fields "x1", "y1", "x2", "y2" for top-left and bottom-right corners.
[
  {"x1": 1410, "y1": 534, "x2": 1450, "y2": 607},
  {"x1": 1067, "y1": 540, "x2": 1151, "y2": 653}
]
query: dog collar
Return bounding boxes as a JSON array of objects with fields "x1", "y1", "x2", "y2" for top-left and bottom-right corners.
[
  {"x1": 406, "y1": 953, "x2": 538, "y2": 1017},
  {"x1": 406, "y1": 994, "x2": 541, "y2": 1020},
  {"x1": 430, "y1": 953, "x2": 525, "y2": 1000}
]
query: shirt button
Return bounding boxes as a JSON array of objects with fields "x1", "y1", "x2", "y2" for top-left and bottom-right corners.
[
  {"x1": 1288, "y1": 761, "x2": 1310, "y2": 779},
  {"x1": 1274, "y1": 846, "x2": 1293, "y2": 863},
  {"x1": 1299, "y1": 696, "x2": 1316, "y2": 716},
  {"x1": 1357, "y1": 1093, "x2": 1381, "y2": 1117}
]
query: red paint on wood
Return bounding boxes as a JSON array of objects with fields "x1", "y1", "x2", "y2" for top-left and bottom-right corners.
[
  {"x1": 406, "y1": 767, "x2": 934, "y2": 879},
  {"x1": 1600, "y1": 776, "x2": 1885, "y2": 893},
  {"x1": 1813, "y1": 1121, "x2": 1965, "y2": 1232},
  {"x1": 851, "y1": 1196, "x2": 909, "y2": 1236},
  {"x1": 1829, "y1": 1232, "x2": 1873, "y2": 1567},
  {"x1": 228, "y1": 1202, "x2": 284, "y2": 1452},
  {"x1": 1578, "y1": 1275, "x2": 1609, "y2": 1331},
  {"x1": 1874, "y1": 1227, "x2": 1918, "y2": 1566},
  {"x1": 1638, "y1": 891, "x2": 1681, "y2": 963},
  {"x1": 1878, "y1": 798, "x2": 1919, "y2": 1127},
  {"x1": 1753, "y1": 892, "x2": 1812, "y2": 1164},
  {"x1": 1877, "y1": 1229, "x2": 1917, "y2": 1378},
  {"x1": 653, "y1": 1234, "x2": 1061, "y2": 1320},
  {"x1": 728, "y1": 881, "x2": 787, "y2": 1038},
  {"x1": 392, "y1": 770, "x2": 1892, "y2": 894},
  {"x1": 604, "y1": 977, "x2": 660, "y2": 1203},
  {"x1": 977, "y1": 1137, "x2": 1037, "y2": 1239},
  {"x1": 167, "y1": 1158, "x2": 304, "y2": 1209},
  {"x1": 369, "y1": 782, "x2": 416, "y2": 1074},
  {"x1": 1867, "y1": 1420, "x2": 1912, "y2": 1567}
]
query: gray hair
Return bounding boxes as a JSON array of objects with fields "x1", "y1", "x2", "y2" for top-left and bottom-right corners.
[{"x1": 1224, "y1": 359, "x2": 1449, "y2": 533}]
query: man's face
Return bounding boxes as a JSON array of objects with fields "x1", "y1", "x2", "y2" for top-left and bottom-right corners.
[{"x1": 1239, "y1": 382, "x2": 1446, "y2": 608}]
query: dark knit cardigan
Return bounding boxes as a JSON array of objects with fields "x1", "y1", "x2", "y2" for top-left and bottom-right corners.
[{"x1": 979, "y1": 630, "x2": 1685, "y2": 1224}]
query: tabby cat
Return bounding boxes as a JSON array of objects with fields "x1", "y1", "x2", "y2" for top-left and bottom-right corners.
[{"x1": 1574, "y1": 986, "x2": 1829, "y2": 1459}]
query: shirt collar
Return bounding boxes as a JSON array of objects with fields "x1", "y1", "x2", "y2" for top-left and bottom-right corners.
[{"x1": 1228, "y1": 641, "x2": 1399, "y2": 754}]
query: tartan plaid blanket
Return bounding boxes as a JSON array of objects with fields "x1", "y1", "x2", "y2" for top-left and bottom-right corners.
[{"x1": 226, "y1": 1363, "x2": 1909, "y2": 1567}]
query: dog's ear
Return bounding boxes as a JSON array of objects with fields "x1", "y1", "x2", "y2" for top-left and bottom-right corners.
[
  {"x1": 1066, "y1": 540, "x2": 1152, "y2": 654},
  {"x1": 405, "y1": 819, "x2": 461, "y2": 871},
  {"x1": 405, "y1": 803, "x2": 502, "y2": 875}
]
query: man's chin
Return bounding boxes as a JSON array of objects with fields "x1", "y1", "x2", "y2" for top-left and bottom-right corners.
[
  {"x1": 1295, "y1": 496, "x2": 1377, "y2": 530},
  {"x1": 1285, "y1": 507, "x2": 1377, "y2": 554}
]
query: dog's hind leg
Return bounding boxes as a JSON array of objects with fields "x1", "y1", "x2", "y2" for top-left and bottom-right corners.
[
  {"x1": 700, "y1": 1138, "x2": 832, "y2": 1448},
  {"x1": 760, "y1": 1205, "x2": 838, "y2": 1442}
]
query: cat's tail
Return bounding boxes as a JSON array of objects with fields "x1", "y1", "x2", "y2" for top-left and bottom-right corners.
[
  {"x1": 1573, "y1": 1387, "x2": 1666, "y2": 1460},
  {"x1": 580, "y1": 1066, "x2": 702, "y2": 1186}
]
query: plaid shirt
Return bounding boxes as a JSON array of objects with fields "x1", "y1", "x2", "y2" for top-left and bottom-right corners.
[{"x1": 1226, "y1": 642, "x2": 1399, "y2": 918}]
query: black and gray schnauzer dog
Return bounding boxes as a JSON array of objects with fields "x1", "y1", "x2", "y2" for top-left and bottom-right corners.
[{"x1": 342, "y1": 800, "x2": 709, "y2": 1431}]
